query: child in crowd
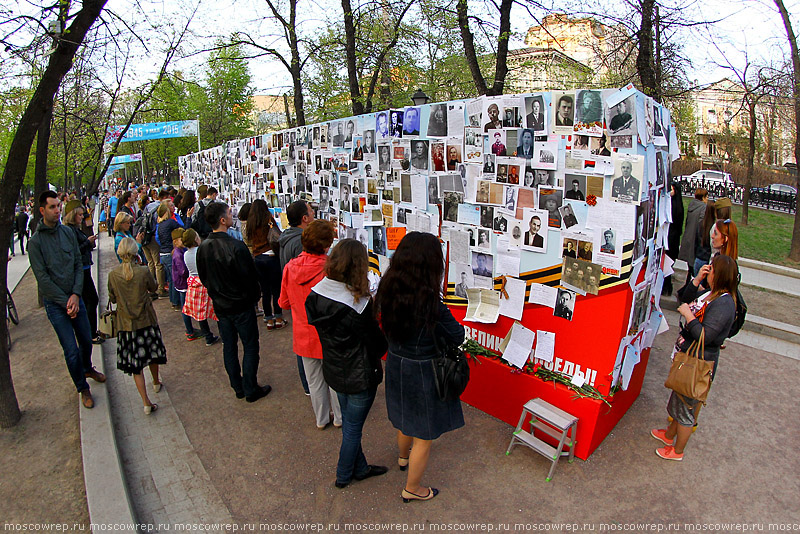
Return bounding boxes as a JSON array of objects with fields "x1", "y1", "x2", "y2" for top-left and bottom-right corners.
[
  {"x1": 172, "y1": 228, "x2": 219, "y2": 345},
  {"x1": 180, "y1": 229, "x2": 220, "y2": 346}
]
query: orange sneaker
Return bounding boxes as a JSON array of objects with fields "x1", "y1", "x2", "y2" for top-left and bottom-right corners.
[
  {"x1": 650, "y1": 428, "x2": 674, "y2": 446},
  {"x1": 656, "y1": 445, "x2": 683, "y2": 461}
]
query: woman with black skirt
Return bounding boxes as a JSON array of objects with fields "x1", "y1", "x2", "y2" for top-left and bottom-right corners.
[
  {"x1": 108, "y1": 237, "x2": 167, "y2": 414},
  {"x1": 375, "y1": 232, "x2": 465, "y2": 503}
]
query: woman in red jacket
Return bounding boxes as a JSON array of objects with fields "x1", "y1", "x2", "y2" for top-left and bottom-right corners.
[{"x1": 279, "y1": 220, "x2": 341, "y2": 429}]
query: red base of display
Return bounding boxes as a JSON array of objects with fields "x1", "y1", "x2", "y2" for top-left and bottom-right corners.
[{"x1": 460, "y1": 349, "x2": 650, "y2": 460}]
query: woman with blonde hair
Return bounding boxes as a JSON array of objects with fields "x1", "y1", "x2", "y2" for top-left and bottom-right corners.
[
  {"x1": 108, "y1": 237, "x2": 167, "y2": 414},
  {"x1": 113, "y1": 212, "x2": 142, "y2": 262}
]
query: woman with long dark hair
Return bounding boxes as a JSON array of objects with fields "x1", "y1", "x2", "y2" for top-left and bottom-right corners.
[
  {"x1": 652, "y1": 253, "x2": 738, "y2": 460},
  {"x1": 245, "y1": 199, "x2": 285, "y2": 329},
  {"x1": 306, "y1": 239, "x2": 388, "y2": 488},
  {"x1": 374, "y1": 232, "x2": 465, "y2": 503},
  {"x1": 178, "y1": 189, "x2": 196, "y2": 222}
]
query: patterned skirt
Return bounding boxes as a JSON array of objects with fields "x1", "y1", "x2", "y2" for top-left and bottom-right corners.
[
  {"x1": 116, "y1": 325, "x2": 168, "y2": 375},
  {"x1": 183, "y1": 276, "x2": 217, "y2": 321}
]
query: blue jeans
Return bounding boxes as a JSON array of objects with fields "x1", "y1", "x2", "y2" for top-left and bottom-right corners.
[
  {"x1": 178, "y1": 291, "x2": 214, "y2": 342},
  {"x1": 335, "y1": 387, "x2": 377, "y2": 484},
  {"x1": 160, "y1": 253, "x2": 179, "y2": 306},
  {"x1": 44, "y1": 298, "x2": 93, "y2": 392},
  {"x1": 217, "y1": 308, "x2": 260, "y2": 396}
]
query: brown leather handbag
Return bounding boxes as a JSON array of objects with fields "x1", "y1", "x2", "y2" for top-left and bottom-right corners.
[{"x1": 664, "y1": 329, "x2": 714, "y2": 404}]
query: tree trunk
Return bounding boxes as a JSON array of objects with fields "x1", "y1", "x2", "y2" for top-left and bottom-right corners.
[
  {"x1": 342, "y1": 0, "x2": 363, "y2": 116},
  {"x1": 456, "y1": 0, "x2": 488, "y2": 96},
  {"x1": 32, "y1": 108, "x2": 53, "y2": 234},
  {"x1": 0, "y1": 0, "x2": 108, "y2": 429},
  {"x1": 636, "y1": 0, "x2": 660, "y2": 102},
  {"x1": 742, "y1": 98, "x2": 757, "y2": 226},
  {"x1": 288, "y1": 0, "x2": 305, "y2": 126},
  {"x1": 487, "y1": 0, "x2": 513, "y2": 96},
  {"x1": 774, "y1": 0, "x2": 800, "y2": 260}
]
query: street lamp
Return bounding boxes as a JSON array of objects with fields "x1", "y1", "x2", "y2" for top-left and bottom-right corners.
[{"x1": 411, "y1": 88, "x2": 429, "y2": 106}]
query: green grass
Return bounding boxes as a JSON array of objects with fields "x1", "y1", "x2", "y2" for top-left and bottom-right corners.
[{"x1": 682, "y1": 197, "x2": 800, "y2": 269}]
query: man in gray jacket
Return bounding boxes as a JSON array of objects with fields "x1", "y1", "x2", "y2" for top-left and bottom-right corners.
[
  {"x1": 677, "y1": 188, "x2": 708, "y2": 274},
  {"x1": 29, "y1": 191, "x2": 105, "y2": 409},
  {"x1": 277, "y1": 199, "x2": 315, "y2": 395}
]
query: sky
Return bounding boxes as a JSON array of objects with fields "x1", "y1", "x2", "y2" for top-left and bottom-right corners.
[{"x1": 3, "y1": 0, "x2": 798, "y2": 95}]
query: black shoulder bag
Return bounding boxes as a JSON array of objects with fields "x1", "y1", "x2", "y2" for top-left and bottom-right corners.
[{"x1": 431, "y1": 336, "x2": 470, "y2": 402}]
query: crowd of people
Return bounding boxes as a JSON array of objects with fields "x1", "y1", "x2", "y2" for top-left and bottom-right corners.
[
  {"x1": 26, "y1": 183, "x2": 464, "y2": 502},
  {"x1": 19, "y1": 177, "x2": 743, "y2": 497}
]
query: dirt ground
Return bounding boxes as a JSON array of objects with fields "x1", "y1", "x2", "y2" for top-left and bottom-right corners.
[{"x1": 0, "y1": 270, "x2": 90, "y2": 528}]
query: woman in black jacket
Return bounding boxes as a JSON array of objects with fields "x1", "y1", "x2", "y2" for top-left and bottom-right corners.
[
  {"x1": 306, "y1": 239, "x2": 388, "y2": 489},
  {"x1": 63, "y1": 200, "x2": 102, "y2": 344}
]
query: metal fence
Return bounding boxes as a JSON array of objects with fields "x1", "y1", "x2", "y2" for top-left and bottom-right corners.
[{"x1": 674, "y1": 176, "x2": 797, "y2": 214}]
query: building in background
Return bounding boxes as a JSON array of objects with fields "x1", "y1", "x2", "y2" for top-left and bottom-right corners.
[{"x1": 251, "y1": 94, "x2": 293, "y2": 134}]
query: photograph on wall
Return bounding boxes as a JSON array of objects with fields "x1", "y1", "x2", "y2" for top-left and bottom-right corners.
[
  {"x1": 446, "y1": 140, "x2": 463, "y2": 171},
  {"x1": 427, "y1": 103, "x2": 448, "y2": 137},
  {"x1": 502, "y1": 100, "x2": 522, "y2": 128},
  {"x1": 480, "y1": 205, "x2": 494, "y2": 229},
  {"x1": 476, "y1": 228, "x2": 492, "y2": 249},
  {"x1": 627, "y1": 284, "x2": 652, "y2": 336},
  {"x1": 488, "y1": 129, "x2": 507, "y2": 157},
  {"x1": 515, "y1": 188, "x2": 536, "y2": 220},
  {"x1": 442, "y1": 192, "x2": 462, "y2": 223},
  {"x1": 464, "y1": 127, "x2": 483, "y2": 163},
  {"x1": 471, "y1": 251, "x2": 494, "y2": 279},
  {"x1": 524, "y1": 95, "x2": 546, "y2": 132},
  {"x1": 402, "y1": 107, "x2": 420, "y2": 136},
  {"x1": 553, "y1": 288, "x2": 576, "y2": 321},
  {"x1": 520, "y1": 208, "x2": 549, "y2": 253},
  {"x1": 574, "y1": 90, "x2": 603, "y2": 135},
  {"x1": 516, "y1": 128, "x2": 535, "y2": 159},
  {"x1": 448, "y1": 102, "x2": 465, "y2": 135},
  {"x1": 611, "y1": 153, "x2": 644, "y2": 204},
  {"x1": 534, "y1": 141, "x2": 559, "y2": 170},
  {"x1": 561, "y1": 257, "x2": 602, "y2": 296},
  {"x1": 375, "y1": 111, "x2": 390, "y2": 140},
  {"x1": 467, "y1": 98, "x2": 482, "y2": 128},
  {"x1": 451, "y1": 263, "x2": 474, "y2": 299},
  {"x1": 590, "y1": 134, "x2": 611, "y2": 156},
  {"x1": 476, "y1": 180, "x2": 491, "y2": 203},
  {"x1": 363, "y1": 129, "x2": 376, "y2": 158},
  {"x1": 559, "y1": 203, "x2": 579, "y2": 229},
  {"x1": 483, "y1": 98, "x2": 503, "y2": 132},
  {"x1": 508, "y1": 218, "x2": 524, "y2": 247},
  {"x1": 431, "y1": 141, "x2": 446, "y2": 171},
  {"x1": 564, "y1": 174, "x2": 587, "y2": 201},
  {"x1": 377, "y1": 144, "x2": 391, "y2": 172},
  {"x1": 492, "y1": 209, "x2": 510, "y2": 232},
  {"x1": 538, "y1": 186, "x2": 564, "y2": 228},
  {"x1": 503, "y1": 186, "x2": 518, "y2": 212},
  {"x1": 607, "y1": 95, "x2": 636, "y2": 136},
  {"x1": 411, "y1": 139, "x2": 430, "y2": 171},
  {"x1": 390, "y1": 109, "x2": 404, "y2": 137},
  {"x1": 551, "y1": 91, "x2": 575, "y2": 132}
]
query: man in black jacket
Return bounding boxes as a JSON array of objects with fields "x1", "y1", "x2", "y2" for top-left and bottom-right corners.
[{"x1": 197, "y1": 201, "x2": 271, "y2": 403}]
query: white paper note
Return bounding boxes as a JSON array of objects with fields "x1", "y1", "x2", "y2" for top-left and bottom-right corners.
[
  {"x1": 449, "y1": 229, "x2": 471, "y2": 264},
  {"x1": 502, "y1": 322, "x2": 536, "y2": 369},
  {"x1": 498, "y1": 277, "x2": 526, "y2": 321},
  {"x1": 534, "y1": 330, "x2": 556, "y2": 362},
  {"x1": 528, "y1": 283, "x2": 558, "y2": 308}
]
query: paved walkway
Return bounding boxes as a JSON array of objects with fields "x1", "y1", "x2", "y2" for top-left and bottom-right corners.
[{"x1": 96, "y1": 234, "x2": 233, "y2": 529}]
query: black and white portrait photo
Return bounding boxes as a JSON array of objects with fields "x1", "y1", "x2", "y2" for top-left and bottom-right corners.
[
  {"x1": 472, "y1": 251, "x2": 493, "y2": 278},
  {"x1": 611, "y1": 155, "x2": 643, "y2": 203},
  {"x1": 608, "y1": 95, "x2": 636, "y2": 135},
  {"x1": 372, "y1": 226, "x2": 387, "y2": 255},
  {"x1": 390, "y1": 109, "x2": 404, "y2": 137},
  {"x1": 376, "y1": 112, "x2": 390, "y2": 139},
  {"x1": 410, "y1": 140, "x2": 429, "y2": 170},
  {"x1": 363, "y1": 129, "x2": 376, "y2": 154},
  {"x1": 525, "y1": 95, "x2": 546, "y2": 132},
  {"x1": 554, "y1": 288, "x2": 576, "y2": 321},
  {"x1": 521, "y1": 208, "x2": 548, "y2": 253},
  {"x1": 575, "y1": 90, "x2": 602, "y2": 124},
  {"x1": 427, "y1": 103, "x2": 447, "y2": 137},
  {"x1": 477, "y1": 228, "x2": 491, "y2": 249},
  {"x1": 378, "y1": 144, "x2": 391, "y2": 172},
  {"x1": 553, "y1": 92, "x2": 574, "y2": 128},
  {"x1": 559, "y1": 203, "x2": 579, "y2": 229}
]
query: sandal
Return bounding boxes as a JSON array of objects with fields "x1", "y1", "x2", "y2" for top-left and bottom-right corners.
[
  {"x1": 153, "y1": 381, "x2": 162, "y2": 393},
  {"x1": 398, "y1": 457, "x2": 409, "y2": 471},
  {"x1": 402, "y1": 487, "x2": 438, "y2": 503},
  {"x1": 144, "y1": 403, "x2": 158, "y2": 415}
]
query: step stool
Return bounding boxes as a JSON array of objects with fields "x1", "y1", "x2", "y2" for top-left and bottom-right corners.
[{"x1": 506, "y1": 398, "x2": 578, "y2": 481}]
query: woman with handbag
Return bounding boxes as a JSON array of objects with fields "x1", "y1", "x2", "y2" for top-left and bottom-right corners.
[
  {"x1": 652, "y1": 253, "x2": 738, "y2": 461},
  {"x1": 306, "y1": 239, "x2": 388, "y2": 489},
  {"x1": 108, "y1": 237, "x2": 168, "y2": 415},
  {"x1": 374, "y1": 232, "x2": 465, "y2": 503}
]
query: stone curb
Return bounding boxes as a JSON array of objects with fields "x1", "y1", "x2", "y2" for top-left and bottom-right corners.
[
  {"x1": 80, "y1": 229, "x2": 137, "y2": 529},
  {"x1": 659, "y1": 295, "x2": 800, "y2": 346},
  {"x1": 738, "y1": 257, "x2": 800, "y2": 280}
]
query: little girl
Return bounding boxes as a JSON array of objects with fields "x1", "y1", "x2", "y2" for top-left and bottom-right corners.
[
  {"x1": 172, "y1": 228, "x2": 219, "y2": 345},
  {"x1": 179, "y1": 229, "x2": 219, "y2": 346}
]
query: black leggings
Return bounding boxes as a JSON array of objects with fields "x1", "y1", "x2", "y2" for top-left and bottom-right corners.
[
  {"x1": 253, "y1": 253, "x2": 282, "y2": 319},
  {"x1": 82, "y1": 269, "x2": 99, "y2": 336}
]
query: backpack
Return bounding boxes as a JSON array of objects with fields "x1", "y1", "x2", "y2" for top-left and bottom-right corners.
[
  {"x1": 728, "y1": 287, "x2": 747, "y2": 338},
  {"x1": 135, "y1": 209, "x2": 158, "y2": 246},
  {"x1": 191, "y1": 201, "x2": 212, "y2": 238}
]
